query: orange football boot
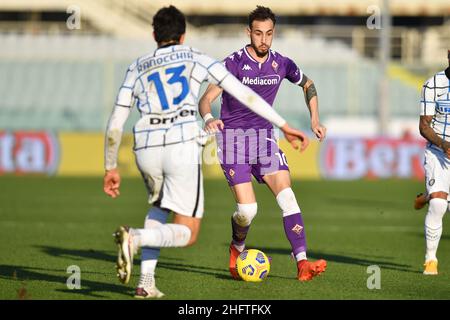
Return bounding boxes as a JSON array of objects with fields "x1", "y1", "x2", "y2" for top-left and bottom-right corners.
[
  {"x1": 423, "y1": 260, "x2": 438, "y2": 275},
  {"x1": 297, "y1": 259, "x2": 327, "y2": 281},
  {"x1": 229, "y1": 244, "x2": 242, "y2": 279}
]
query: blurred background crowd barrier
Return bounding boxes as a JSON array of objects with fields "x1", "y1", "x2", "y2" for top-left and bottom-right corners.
[{"x1": 0, "y1": 0, "x2": 448, "y2": 179}]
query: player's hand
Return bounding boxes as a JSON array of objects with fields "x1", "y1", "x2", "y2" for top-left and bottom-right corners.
[
  {"x1": 311, "y1": 121, "x2": 327, "y2": 142},
  {"x1": 104, "y1": 168, "x2": 121, "y2": 198},
  {"x1": 281, "y1": 123, "x2": 309, "y2": 152},
  {"x1": 204, "y1": 118, "x2": 224, "y2": 135}
]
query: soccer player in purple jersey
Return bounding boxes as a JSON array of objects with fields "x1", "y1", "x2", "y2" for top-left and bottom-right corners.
[
  {"x1": 104, "y1": 5, "x2": 310, "y2": 298},
  {"x1": 199, "y1": 6, "x2": 327, "y2": 281}
]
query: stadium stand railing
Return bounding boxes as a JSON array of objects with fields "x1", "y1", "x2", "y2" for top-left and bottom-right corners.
[{"x1": 0, "y1": 32, "x2": 433, "y2": 133}]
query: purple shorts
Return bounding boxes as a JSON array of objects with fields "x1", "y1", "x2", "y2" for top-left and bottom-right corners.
[{"x1": 216, "y1": 128, "x2": 289, "y2": 186}]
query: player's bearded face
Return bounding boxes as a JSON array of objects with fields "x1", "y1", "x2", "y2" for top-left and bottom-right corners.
[{"x1": 248, "y1": 19, "x2": 274, "y2": 58}]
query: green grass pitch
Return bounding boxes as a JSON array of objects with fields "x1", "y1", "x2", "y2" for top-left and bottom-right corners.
[{"x1": 0, "y1": 176, "x2": 448, "y2": 300}]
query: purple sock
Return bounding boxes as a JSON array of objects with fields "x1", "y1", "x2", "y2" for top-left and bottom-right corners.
[
  {"x1": 283, "y1": 213, "x2": 307, "y2": 256},
  {"x1": 231, "y1": 216, "x2": 250, "y2": 247}
]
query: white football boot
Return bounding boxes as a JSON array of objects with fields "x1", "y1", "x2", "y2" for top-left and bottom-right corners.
[
  {"x1": 113, "y1": 226, "x2": 135, "y2": 284},
  {"x1": 134, "y1": 273, "x2": 165, "y2": 299}
]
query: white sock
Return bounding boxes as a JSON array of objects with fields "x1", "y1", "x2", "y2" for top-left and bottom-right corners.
[
  {"x1": 295, "y1": 252, "x2": 307, "y2": 262},
  {"x1": 233, "y1": 203, "x2": 257, "y2": 226},
  {"x1": 140, "y1": 207, "x2": 169, "y2": 276},
  {"x1": 425, "y1": 198, "x2": 446, "y2": 262},
  {"x1": 141, "y1": 259, "x2": 157, "y2": 275},
  {"x1": 276, "y1": 188, "x2": 301, "y2": 217},
  {"x1": 132, "y1": 224, "x2": 191, "y2": 248},
  {"x1": 233, "y1": 243, "x2": 245, "y2": 252},
  {"x1": 137, "y1": 272, "x2": 155, "y2": 289},
  {"x1": 231, "y1": 202, "x2": 257, "y2": 251}
]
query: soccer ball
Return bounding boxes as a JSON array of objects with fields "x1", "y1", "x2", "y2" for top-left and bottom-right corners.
[{"x1": 236, "y1": 249, "x2": 270, "y2": 282}]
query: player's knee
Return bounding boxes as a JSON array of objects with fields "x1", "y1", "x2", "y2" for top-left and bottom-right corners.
[
  {"x1": 180, "y1": 221, "x2": 200, "y2": 247},
  {"x1": 173, "y1": 214, "x2": 201, "y2": 246},
  {"x1": 276, "y1": 188, "x2": 301, "y2": 216},
  {"x1": 186, "y1": 228, "x2": 199, "y2": 246},
  {"x1": 186, "y1": 237, "x2": 197, "y2": 246},
  {"x1": 428, "y1": 198, "x2": 447, "y2": 219},
  {"x1": 233, "y1": 203, "x2": 258, "y2": 227}
]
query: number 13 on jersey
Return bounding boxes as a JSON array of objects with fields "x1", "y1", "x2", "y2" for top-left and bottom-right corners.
[{"x1": 147, "y1": 64, "x2": 189, "y2": 111}]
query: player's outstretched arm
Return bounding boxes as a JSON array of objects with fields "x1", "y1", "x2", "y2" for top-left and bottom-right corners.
[
  {"x1": 299, "y1": 76, "x2": 326, "y2": 141},
  {"x1": 219, "y1": 74, "x2": 286, "y2": 127},
  {"x1": 199, "y1": 84, "x2": 224, "y2": 134},
  {"x1": 103, "y1": 105, "x2": 130, "y2": 198}
]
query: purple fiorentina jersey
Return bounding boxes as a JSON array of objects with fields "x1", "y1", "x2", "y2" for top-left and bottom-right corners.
[{"x1": 220, "y1": 46, "x2": 303, "y2": 129}]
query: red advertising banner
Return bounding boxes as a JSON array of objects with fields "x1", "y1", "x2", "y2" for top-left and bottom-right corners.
[
  {"x1": 0, "y1": 131, "x2": 59, "y2": 175},
  {"x1": 320, "y1": 136, "x2": 426, "y2": 180},
  {"x1": 0, "y1": 131, "x2": 429, "y2": 180}
]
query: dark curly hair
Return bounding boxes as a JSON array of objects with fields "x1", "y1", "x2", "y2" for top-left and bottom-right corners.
[
  {"x1": 248, "y1": 6, "x2": 276, "y2": 29},
  {"x1": 152, "y1": 5, "x2": 186, "y2": 44}
]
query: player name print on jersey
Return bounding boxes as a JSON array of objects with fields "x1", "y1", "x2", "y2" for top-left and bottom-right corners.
[
  {"x1": 116, "y1": 45, "x2": 230, "y2": 150},
  {"x1": 137, "y1": 51, "x2": 194, "y2": 73}
]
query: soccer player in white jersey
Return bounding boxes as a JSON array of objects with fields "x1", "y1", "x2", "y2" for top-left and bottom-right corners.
[
  {"x1": 418, "y1": 50, "x2": 450, "y2": 275},
  {"x1": 199, "y1": 6, "x2": 327, "y2": 281},
  {"x1": 103, "y1": 5, "x2": 310, "y2": 298}
]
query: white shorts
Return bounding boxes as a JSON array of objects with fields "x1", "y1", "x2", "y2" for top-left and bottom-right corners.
[
  {"x1": 424, "y1": 147, "x2": 450, "y2": 195},
  {"x1": 134, "y1": 139, "x2": 204, "y2": 218}
]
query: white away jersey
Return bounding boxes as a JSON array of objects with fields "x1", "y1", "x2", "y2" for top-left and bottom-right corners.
[
  {"x1": 420, "y1": 69, "x2": 450, "y2": 150},
  {"x1": 116, "y1": 44, "x2": 229, "y2": 150}
]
